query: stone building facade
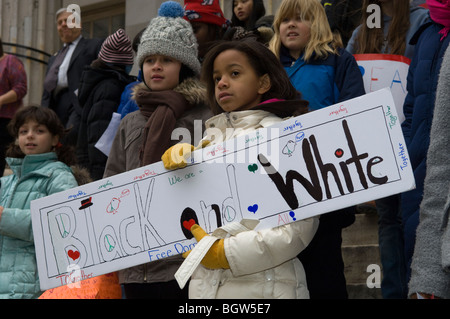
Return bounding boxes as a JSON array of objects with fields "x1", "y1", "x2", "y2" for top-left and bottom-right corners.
[{"x1": 0, "y1": 0, "x2": 284, "y2": 105}]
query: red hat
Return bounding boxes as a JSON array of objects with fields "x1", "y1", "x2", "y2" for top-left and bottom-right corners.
[{"x1": 184, "y1": 0, "x2": 229, "y2": 28}]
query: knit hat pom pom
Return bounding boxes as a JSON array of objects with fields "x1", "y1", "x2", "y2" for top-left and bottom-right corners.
[{"x1": 158, "y1": 1, "x2": 184, "y2": 18}]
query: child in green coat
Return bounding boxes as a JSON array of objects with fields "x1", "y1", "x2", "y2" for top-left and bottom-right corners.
[{"x1": 0, "y1": 106, "x2": 80, "y2": 298}]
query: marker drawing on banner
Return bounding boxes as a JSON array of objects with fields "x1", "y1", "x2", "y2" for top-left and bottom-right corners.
[{"x1": 31, "y1": 88, "x2": 415, "y2": 290}]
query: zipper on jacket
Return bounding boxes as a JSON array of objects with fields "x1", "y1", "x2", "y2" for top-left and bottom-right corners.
[
  {"x1": 225, "y1": 112, "x2": 232, "y2": 127},
  {"x1": 225, "y1": 112, "x2": 235, "y2": 129},
  {"x1": 225, "y1": 113, "x2": 235, "y2": 141}
]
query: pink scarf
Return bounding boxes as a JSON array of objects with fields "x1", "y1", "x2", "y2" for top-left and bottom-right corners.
[{"x1": 427, "y1": 0, "x2": 450, "y2": 41}]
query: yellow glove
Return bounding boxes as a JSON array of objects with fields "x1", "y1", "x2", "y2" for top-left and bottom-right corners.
[
  {"x1": 161, "y1": 143, "x2": 194, "y2": 170},
  {"x1": 197, "y1": 139, "x2": 211, "y2": 149},
  {"x1": 183, "y1": 224, "x2": 230, "y2": 269},
  {"x1": 161, "y1": 140, "x2": 210, "y2": 170}
]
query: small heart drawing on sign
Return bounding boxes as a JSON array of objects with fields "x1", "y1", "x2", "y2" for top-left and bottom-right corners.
[
  {"x1": 248, "y1": 164, "x2": 258, "y2": 173},
  {"x1": 183, "y1": 219, "x2": 196, "y2": 231},
  {"x1": 68, "y1": 250, "x2": 80, "y2": 261},
  {"x1": 248, "y1": 204, "x2": 259, "y2": 214}
]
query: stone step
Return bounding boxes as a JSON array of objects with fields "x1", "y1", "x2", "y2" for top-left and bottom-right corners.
[
  {"x1": 342, "y1": 211, "x2": 379, "y2": 246},
  {"x1": 343, "y1": 244, "x2": 383, "y2": 299},
  {"x1": 343, "y1": 244, "x2": 381, "y2": 283},
  {"x1": 347, "y1": 283, "x2": 383, "y2": 299},
  {"x1": 341, "y1": 208, "x2": 383, "y2": 299}
]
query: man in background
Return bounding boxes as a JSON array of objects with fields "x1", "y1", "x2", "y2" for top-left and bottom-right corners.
[{"x1": 42, "y1": 8, "x2": 103, "y2": 147}]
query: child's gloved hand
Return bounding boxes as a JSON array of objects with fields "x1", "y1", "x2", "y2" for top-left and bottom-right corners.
[
  {"x1": 161, "y1": 140, "x2": 211, "y2": 170},
  {"x1": 161, "y1": 143, "x2": 195, "y2": 170},
  {"x1": 183, "y1": 224, "x2": 230, "y2": 269}
]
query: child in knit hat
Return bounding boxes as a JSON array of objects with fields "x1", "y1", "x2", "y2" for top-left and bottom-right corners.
[
  {"x1": 103, "y1": 1, "x2": 213, "y2": 299},
  {"x1": 97, "y1": 28, "x2": 135, "y2": 71},
  {"x1": 183, "y1": 0, "x2": 230, "y2": 61},
  {"x1": 76, "y1": 28, "x2": 136, "y2": 181}
]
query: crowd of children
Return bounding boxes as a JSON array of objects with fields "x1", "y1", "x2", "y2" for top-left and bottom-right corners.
[{"x1": 0, "y1": 0, "x2": 449, "y2": 299}]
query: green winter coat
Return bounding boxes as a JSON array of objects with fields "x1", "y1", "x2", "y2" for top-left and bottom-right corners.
[{"x1": 0, "y1": 153, "x2": 78, "y2": 299}]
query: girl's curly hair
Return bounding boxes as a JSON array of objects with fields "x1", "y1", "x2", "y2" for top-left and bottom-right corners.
[{"x1": 6, "y1": 105, "x2": 76, "y2": 166}]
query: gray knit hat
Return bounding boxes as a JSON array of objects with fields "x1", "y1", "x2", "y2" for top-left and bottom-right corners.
[{"x1": 136, "y1": 1, "x2": 201, "y2": 75}]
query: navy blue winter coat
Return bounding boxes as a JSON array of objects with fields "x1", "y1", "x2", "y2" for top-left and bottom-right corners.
[{"x1": 401, "y1": 21, "x2": 450, "y2": 280}]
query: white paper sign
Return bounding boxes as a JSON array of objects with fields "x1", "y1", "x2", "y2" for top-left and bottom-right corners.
[
  {"x1": 31, "y1": 89, "x2": 415, "y2": 290},
  {"x1": 95, "y1": 112, "x2": 122, "y2": 156},
  {"x1": 354, "y1": 54, "x2": 411, "y2": 124}
]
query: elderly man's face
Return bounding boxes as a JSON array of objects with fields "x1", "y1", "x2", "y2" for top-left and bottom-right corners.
[{"x1": 56, "y1": 11, "x2": 82, "y2": 44}]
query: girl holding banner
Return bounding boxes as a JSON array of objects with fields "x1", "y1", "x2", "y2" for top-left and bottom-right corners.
[{"x1": 162, "y1": 39, "x2": 319, "y2": 299}]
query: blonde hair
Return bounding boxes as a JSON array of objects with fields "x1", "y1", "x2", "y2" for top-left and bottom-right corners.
[{"x1": 269, "y1": 0, "x2": 339, "y2": 62}]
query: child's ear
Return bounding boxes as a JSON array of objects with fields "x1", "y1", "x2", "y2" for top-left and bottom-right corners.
[
  {"x1": 258, "y1": 74, "x2": 271, "y2": 95},
  {"x1": 52, "y1": 135, "x2": 60, "y2": 148}
]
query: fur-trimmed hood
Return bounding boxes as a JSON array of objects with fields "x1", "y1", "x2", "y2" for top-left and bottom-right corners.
[
  {"x1": 71, "y1": 165, "x2": 93, "y2": 186},
  {"x1": 131, "y1": 77, "x2": 208, "y2": 108}
]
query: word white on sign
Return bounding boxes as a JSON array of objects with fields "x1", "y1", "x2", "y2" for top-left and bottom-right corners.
[{"x1": 31, "y1": 88, "x2": 415, "y2": 290}]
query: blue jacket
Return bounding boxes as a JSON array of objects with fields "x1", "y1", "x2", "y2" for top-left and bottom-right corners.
[
  {"x1": 117, "y1": 70, "x2": 142, "y2": 119},
  {"x1": 401, "y1": 21, "x2": 450, "y2": 279},
  {"x1": 281, "y1": 46, "x2": 366, "y2": 111},
  {"x1": 0, "y1": 153, "x2": 78, "y2": 298}
]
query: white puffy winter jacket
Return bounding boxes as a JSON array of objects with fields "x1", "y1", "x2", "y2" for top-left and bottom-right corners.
[{"x1": 181, "y1": 109, "x2": 319, "y2": 299}]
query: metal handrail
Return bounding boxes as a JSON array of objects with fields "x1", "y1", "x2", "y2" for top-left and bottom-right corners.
[{"x1": 3, "y1": 42, "x2": 51, "y2": 65}]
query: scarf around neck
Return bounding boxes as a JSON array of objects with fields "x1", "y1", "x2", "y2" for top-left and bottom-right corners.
[
  {"x1": 427, "y1": 0, "x2": 450, "y2": 41},
  {"x1": 135, "y1": 88, "x2": 192, "y2": 166}
]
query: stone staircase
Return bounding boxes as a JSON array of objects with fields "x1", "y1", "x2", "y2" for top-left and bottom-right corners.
[{"x1": 342, "y1": 204, "x2": 383, "y2": 299}]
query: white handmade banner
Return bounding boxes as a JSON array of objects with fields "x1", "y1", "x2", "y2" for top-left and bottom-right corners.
[
  {"x1": 31, "y1": 88, "x2": 415, "y2": 290},
  {"x1": 354, "y1": 54, "x2": 411, "y2": 124}
]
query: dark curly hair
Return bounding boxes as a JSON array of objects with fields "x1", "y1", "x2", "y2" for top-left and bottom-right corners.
[
  {"x1": 201, "y1": 39, "x2": 300, "y2": 115},
  {"x1": 6, "y1": 105, "x2": 76, "y2": 166}
]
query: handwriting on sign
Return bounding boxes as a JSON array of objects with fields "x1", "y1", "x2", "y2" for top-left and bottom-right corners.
[
  {"x1": 385, "y1": 105, "x2": 398, "y2": 129},
  {"x1": 133, "y1": 169, "x2": 157, "y2": 181},
  {"x1": 283, "y1": 119, "x2": 302, "y2": 132},
  {"x1": 98, "y1": 180, "x2": 113, "y2": 190},
  {"x1": 398, "y1": 143, "x2": 409, "y2": 171},
  {"x1": 68, "y1": 190, "x2": 87, "y2": 200},
  {"x1": 31, "y1": 89, "x2": 415, "y2": 291},
  {"x1": 329, "y1": 105, "x2": 349, "y2": 117},
  {"x1": 260, "y1": 119, "x2": 388, "y2": 210},
  {"x1": 168, "y1": 172, "x2": 197, "y2": 186}
]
